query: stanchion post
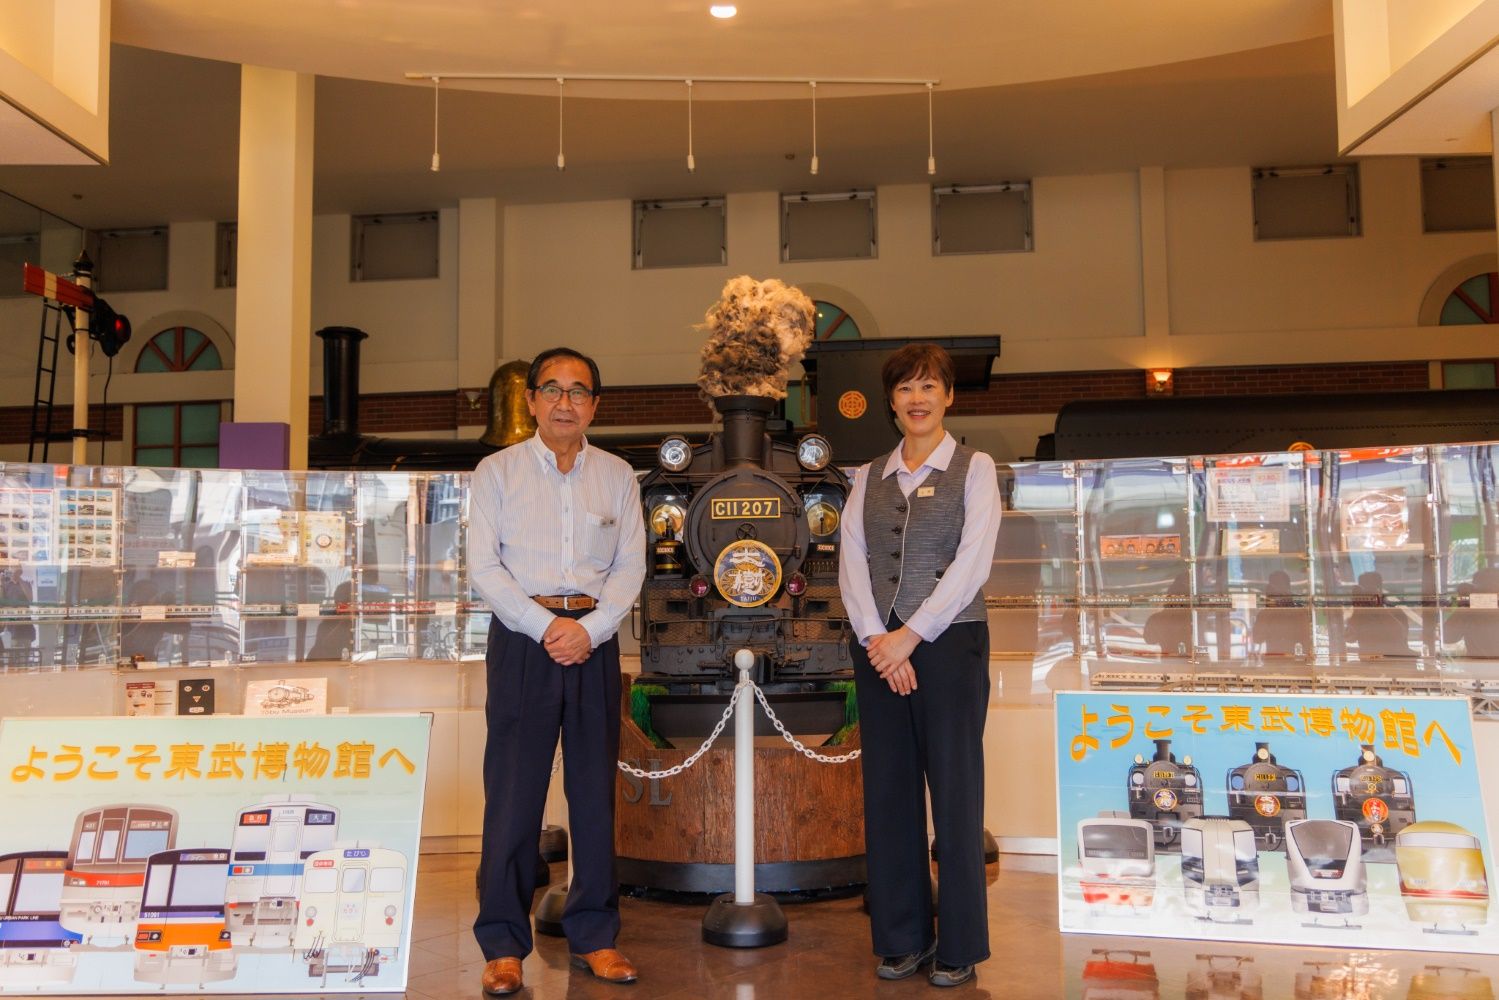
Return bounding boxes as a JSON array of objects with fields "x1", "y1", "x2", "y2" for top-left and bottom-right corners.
[{"x1": 702, "y1": 649, "x2": 787, "y2": 948}]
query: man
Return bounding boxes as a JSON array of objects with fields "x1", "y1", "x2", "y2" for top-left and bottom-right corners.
[{"x1": 468, "y1": 347, "x2": 646, "y2": 996}]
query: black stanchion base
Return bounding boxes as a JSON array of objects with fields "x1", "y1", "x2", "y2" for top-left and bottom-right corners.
[
  {"x1": 539, "y1": 824, "x2": 568, "y2": 863},
  {"x1": 929, "y1": 829, "x2": 1001, "y2": 865},
  {"x1": 534, "y1": 852, "x2": 552, "y2": 889},
  {"x1": 702, "y1": 893, "x2": 788, "y2": 948},
  {"x1": 535, "y1": 882, "x2": 568, "y2": 937}
]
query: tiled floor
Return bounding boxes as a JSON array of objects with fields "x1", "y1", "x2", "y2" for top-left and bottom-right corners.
[{"x1": 92, "y1": 851, "x2": 1499, "y2": 998}]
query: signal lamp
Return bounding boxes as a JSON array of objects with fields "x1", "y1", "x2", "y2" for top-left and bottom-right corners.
[
  {"x1": 689, "y1": 575, "x2": 710, "y2": 598},
  {"x1": 786, "y1": 572, "x2": 807, "y2": 596}
]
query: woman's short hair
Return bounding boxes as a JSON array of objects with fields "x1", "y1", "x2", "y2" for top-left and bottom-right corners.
[{"x1": 880, "y1": 342, "x2": 955, "y2": 403}]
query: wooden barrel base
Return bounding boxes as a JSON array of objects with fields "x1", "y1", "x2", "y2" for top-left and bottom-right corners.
[{"x1": 618, "y1": 855, "x2": 867, "y2": 900}]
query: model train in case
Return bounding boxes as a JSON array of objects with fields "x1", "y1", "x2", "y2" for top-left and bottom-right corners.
[
  {"x1": 1225, "y1": 742, "x2": 1306, "y2": 852},
  {"x1": 1127, "y1": 739, "x2": 1204, "y2": 852},
  {"x1": 1332, "y1": 744, "x2": 1415, "y2": 863},
  {"x1": 637, "y1": 395, "x2": 852, "y2": 693}
]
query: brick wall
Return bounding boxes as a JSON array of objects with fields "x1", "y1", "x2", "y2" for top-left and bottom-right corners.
[
  {"x1": 0, "y1": 361, "x2": 1436, "y2": 448},
  {"x1": 0, "y1": 404, "x2": 124, "y2": 445}
]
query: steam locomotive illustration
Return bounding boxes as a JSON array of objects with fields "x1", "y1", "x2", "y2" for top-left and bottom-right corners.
[
  {"x1": 637, "y1": 394, "x2": 852, "y2": 691},
  {"x1": 1126, "y1": 739, "x2": 1204, "y2": 852},
  {"x1": 1225, "y1": 742, "x2": 1307, "y2": 852},
  {"x1": 1332, "y1": 744, "x2": 1416, "y2": 863}
]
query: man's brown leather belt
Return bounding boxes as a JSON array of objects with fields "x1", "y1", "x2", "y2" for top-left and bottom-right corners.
[{"x1": 534, "y1": 594, "x2": 597, "y2": 611}]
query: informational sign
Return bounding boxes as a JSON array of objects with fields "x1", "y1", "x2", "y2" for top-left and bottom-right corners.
[
  {"x1": 244, "y1": 677, "x2": 329, "y2": 717},
  {"x1": 0, "y1": 713, "x2": 431, "y2": 994},
  {"x1": 0, "y1": 488, "x2": 53, "y2": 566},
  {"x1": 1206, "y1": 467, "x2": 1291, "y2": 523},
  {"x1": 1056, "y1": 692, "x2": 1495, "y2": 954}
]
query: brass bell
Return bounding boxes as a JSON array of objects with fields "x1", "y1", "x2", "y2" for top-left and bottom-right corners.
[{"x1": 480, "y1": 359, "x2": 537, "y2": 447}]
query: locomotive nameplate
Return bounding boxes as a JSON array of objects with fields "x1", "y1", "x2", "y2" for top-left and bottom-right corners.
[{"x1": 710, "y1": 497, "x2": 781, "y2": 519}]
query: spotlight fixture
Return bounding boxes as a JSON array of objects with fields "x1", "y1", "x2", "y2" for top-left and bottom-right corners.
[
  {"x1": 686, "y1": 79, "x2": 696, "y2": 172},
  {"x1": 1147, "y1": 368, "x2": 1175, "y2": 396},
  {"x1": 430, "y1": 76, "x2": 441, "y2": 172},
  {"x1": 809, "y1": 81, "x2": 819, "y2": 176},
  {"x1": 556, "y1": 77, "x2": 566, "y2": 171},
  {"x1": 710, "y1": 4, "x2": 737, "y2": 17},
  {"x1": 926, "y1": 82, "x2": 936, "y2": 176}
]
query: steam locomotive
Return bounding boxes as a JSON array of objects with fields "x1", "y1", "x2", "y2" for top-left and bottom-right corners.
[
  {"x1": 636, "y1": 394, "x2": 853, "y2": 695},
  {"x1": 1225, "y1": 742, "x2": 1307, "y2": 852},
  {"x1": 1332, "y1": 744, "x2": 1416, "y2": 863},
  {"x1": 1126, "y1": 739, "x2": 1204, "y2": 852}
]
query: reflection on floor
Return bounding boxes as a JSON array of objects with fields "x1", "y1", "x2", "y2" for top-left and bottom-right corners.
[{"x1": 91, "y1": 852, "x2": 1499, "y2": 999}]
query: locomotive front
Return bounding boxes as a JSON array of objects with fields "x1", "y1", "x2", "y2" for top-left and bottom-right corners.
[{"x1": 639, "y1": 393, "x2": 851, "y2": 691}]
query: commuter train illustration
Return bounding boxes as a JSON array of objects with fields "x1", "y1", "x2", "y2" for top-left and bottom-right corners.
[
  {"x1": 1225, "y1": 742, "x2": 1306, "y2": 852},
  {"x1": 1180, "y1": 818, "x2": 1260, "y2": 922},
  {"x1": 1284, "y1": 818, "x2": 1367, "y2": 921},
  {"x1": 0, "y1": 851, "x2": 81, "y2": 986},
  {"x1": 225, "y1": 798, "x2": 340, "y2": 946},
  {"x1": 1076, "y1": 815, "x2": 1156, "y2": 911},
  {"x1": 637, "y1": 395, "x2": 852, "y2": 692},
  {"x1": 294, "y1": 845, "x2": 408, "y2": 985},
  {"x1": 2, "y1": 801, "x2": 410, "y2": 989},
  {"x1": 59, "y1": 804, "x2": 178, "y2": 941},
  {"x1": 1332, "y1": 745, "x2": 1415, "y2": 863},
  {"x1": 133, "y1": 849, "x2": 236, "y2": 986},
  {"x1": 1126, "y1": 739, "x2": 1204, "y2": 852},
  {"x1": 1395, "y1": 821, "x2": 1491, "y2": 934}
]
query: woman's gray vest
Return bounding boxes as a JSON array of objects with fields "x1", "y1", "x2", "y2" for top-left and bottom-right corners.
[{"x1": 862, "y1": 444, "x2": 988, "y2": 626}]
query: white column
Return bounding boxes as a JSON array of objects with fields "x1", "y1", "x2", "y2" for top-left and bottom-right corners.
[
  {"x1": 1138, "y1": 166, "x2": 1172, "y2": 345},
  {"x1": 233, "y1": 65, "x2": 314, "y2": 469}
]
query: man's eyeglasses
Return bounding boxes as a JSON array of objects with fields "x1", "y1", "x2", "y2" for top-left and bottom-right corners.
[{"x1": 533, "y1": 384, "x2": 595, "y2": 405}]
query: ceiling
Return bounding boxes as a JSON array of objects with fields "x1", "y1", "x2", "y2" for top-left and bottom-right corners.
[{"x1": 0, "y1": 0, "x2": 1342, "y2": 229}]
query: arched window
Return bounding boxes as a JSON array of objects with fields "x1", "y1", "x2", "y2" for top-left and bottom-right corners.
[
  {"x1": 814, "y1": 300, "x2": 863, "y2": 340},
  {"x1": 133, "y1": 327, "x2": 224, "y2": 468}
]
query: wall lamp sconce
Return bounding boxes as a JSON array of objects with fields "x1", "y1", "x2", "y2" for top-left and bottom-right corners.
[
  {"x1": 1147, "y1": 368, "x2": 1175, "y2": 396},
  {"x1": 461, "y1": 389, "x2": 484, "y2": 410}
]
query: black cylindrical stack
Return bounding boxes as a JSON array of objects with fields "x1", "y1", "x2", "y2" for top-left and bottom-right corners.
[
  {"x1": 317, "y1": 326, "x2": 368, "y2": 438},
  {"x1": 713, "y1": 394, "x2": 776, "y2": 468}
]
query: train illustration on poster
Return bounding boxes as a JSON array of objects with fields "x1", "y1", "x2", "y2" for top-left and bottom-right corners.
[
  {"x1": 1180, "y1": 818, "x2": 1260, "y2": 923},
  {"x1": 0, "y1": 853, "x2": 80, "y2": 986},
  {"x1": 1332, "y1": 745, "x2": 1416, "y2": 863},
  {"x1": 1076, "y1": 815, "x2": 1156, "y2": 911},
  {"x1": 225, "y1": 798, "x2": 339, "y2": 946},
  {"x1": 1284, "y1": 818, "x2": 1367, "y2": 922},
  {"x1": 1225, "y1": 743, "x2": 1306, "y2": 852},
  {"x1": 1126, "y1": 739, "x2": 1203, "y2": 852},
  {"x1": 1057, "y1": 693, "x2": 1499, "y2": 955},
  {"x1": 0, "y1": 713, "x2": 430, "y2": 995}
]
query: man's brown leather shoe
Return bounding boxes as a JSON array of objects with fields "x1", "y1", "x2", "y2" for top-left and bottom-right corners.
[
  {"x1": 569, "y1": 948, "x2": 639, "y2": 984},
  {"x1": 481, "y1": 957, "x2": 524, "y2": 996}
]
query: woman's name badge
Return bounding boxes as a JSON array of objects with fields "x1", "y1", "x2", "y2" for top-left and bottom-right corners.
[{"x1": 917, "y1": 486, "x2": 936, "y2": 498}]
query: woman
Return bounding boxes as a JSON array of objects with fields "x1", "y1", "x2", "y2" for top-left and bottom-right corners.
[{"x1": 838, "y1": 342, "x2": 1001, "y2": 988}]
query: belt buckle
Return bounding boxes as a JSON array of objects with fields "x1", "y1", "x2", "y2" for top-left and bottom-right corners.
[{"x1": 562, "y1": 594, "x2": 583, "y2": 611}]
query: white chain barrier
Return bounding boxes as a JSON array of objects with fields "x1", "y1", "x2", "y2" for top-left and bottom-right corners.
[{"x1": 615, "y1": 678, "x2": 861, "y2": 780}]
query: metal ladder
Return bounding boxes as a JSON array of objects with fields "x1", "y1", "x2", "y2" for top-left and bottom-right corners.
[{"x1": 26, "y1": 300, "x2": 66, "y2": 462}]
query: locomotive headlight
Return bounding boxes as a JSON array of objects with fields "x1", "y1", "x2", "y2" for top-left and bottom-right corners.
[
  {"x1": 658, "y1": 436, "x2": 692, "y2": 472},
  {"x1": 786, "y1": 572, "x2": 807, "y2": 596},
  {"x1": 689, "y1": 575, "x2": 711, "y2": 598},
  {"x1": 796, "y1": 434, "x2": 831, "y2": 471},
  {"x1": 1130, "y1": 773, "x2": 1145, "y2": 785},
  {"x1": 305, "y1": 906, "x2": 317, "y2": 919},
  {"x1": 384, "y1": 905, "x2": 397, "y2": 918},
  {"x1": 1184, "y1": 774, "x2": 1197, "y2": 787}
]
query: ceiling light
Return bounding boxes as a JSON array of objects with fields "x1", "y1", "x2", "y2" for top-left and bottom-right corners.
[{"x1": 710, "y1": 5, "x2": 737, "y2": 17}]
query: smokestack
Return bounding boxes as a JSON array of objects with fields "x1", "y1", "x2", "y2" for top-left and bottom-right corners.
[
  {"x1": 714, "y1": 394, "x2": 775, "y2": 467},
  {"x1": 317, "y1": 326, "x2": 368, "y2": 438}
]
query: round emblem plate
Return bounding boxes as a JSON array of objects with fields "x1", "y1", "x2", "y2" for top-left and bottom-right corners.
[
  {"x1": 713, "y1": 539, "x2": 783, "y2": 608},
  {"x1": 1152, "y1": 788, "x2": 1178, "y2": 811},
  {"x1": 837, "y1": 390, "x2": 867, "y2": 420}
]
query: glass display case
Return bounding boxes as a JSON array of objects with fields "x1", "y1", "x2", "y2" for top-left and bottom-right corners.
[{"x1": 2, "y1": 441, "x2": 1499, "y2": 701}]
